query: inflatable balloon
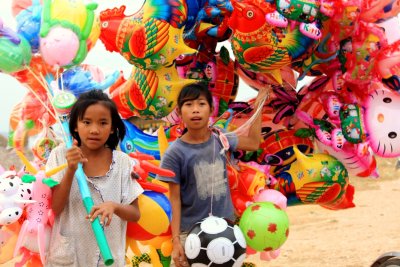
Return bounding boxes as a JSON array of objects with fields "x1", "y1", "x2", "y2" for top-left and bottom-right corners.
[
  {"x1": 15, "y1": 0, "x2": 42, "y2": 53},
  {"x1": 254, "y1": 189, "x2": 287, "y2": 209},
  {"x1": 183, "y1": 0, "x2": 234, "y2": 52},
  {"x1": 56, "y1": 65, "x2": 120, "y2": 97},
  {"x1": 375, "y1": 39, "x2": 400, "y2": 92},
  {"x1": 127, "y1": 191, "x2": 171, "y2": 241},
  {"x1": 176, "y1": 47, "x2": 239, "y2": 117},
  {"x1": 13, "y1": 152, "x2": 64, "y2": 266},
  {"x1": 237, "y1": 63, "x2": 297, "y2": 89},
  {"x1": 275, "y1": 0, "x2": 328, "y2": 23},
  {"x1": 8, "y1": 91, "x2": 56, "y2": 151},
  {"x1": 360, "y1": 0, "x2": 400, "y2": 23},
  {"x1": 12, "y1": 0, "x2": 43, "y2": 17},
  {"x1": 0, "y1": 19, "x2": 32, "y2": 73},
  {"x1": 342, "y1": 22, "x2": 387, "y2": 85},
  {"x1": 99, "y1": 3, "x2": 196, "y2": 70},
  {"x1": 257, "y1": 129, "x2": 314, "y2": 175},
  {"x1": 317, "y1": 141, "x2": 378, "y2": 178},
  {"x1": 185, "y1": 216, "x2": 246, "y2": 266},
  {"x1": 239, "y1": 202, "x2": 289, "y2": 252},
  {"x1": 362, "y1": 87, "x2": 400, "y2": 157},
  {"x1": 228, "y1": 0, "x2": 315, "y2": 78},
  {"x1": 39, "y1": 0, "x2": 99, "y2": 67},
  {"x1": 228, "y1": 161, "x2": 268, "y2": 215},
  {"x1": 0, "y1": 222, "x2": 21, "y2": 264},
  {"x1": 110, "y1": 65, "x2": 196, "y2": 119},
  {"x1": 31, "y1": 127, "x2": 58, "y2": 164},
  {"x1": 271, "y1": 146, "x2": 354, "y2": 210},
  {"x1": 0, "y1": 170, "x2": 34, "y2": 226},
  {"x1": 12, "y1": 54, "x2": 58, "y2": 96}
]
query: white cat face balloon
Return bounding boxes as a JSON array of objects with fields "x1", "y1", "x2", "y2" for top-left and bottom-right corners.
[{"x1": 363, "y1": 88, "x2": 400, "y2": 157}]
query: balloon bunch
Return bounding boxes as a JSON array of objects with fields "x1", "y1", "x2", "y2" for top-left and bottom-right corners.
[{"x1": 2, "y1": 0, "x2": 400, "y2": 265}]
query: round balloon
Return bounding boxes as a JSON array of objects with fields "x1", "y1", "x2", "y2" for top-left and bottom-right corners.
[
  {"x1": 0, "y1": 22, "x2": 32, "y2": 73},
  {"x1": 239, "y1": 202, "x2": 289, "y2": 252}
]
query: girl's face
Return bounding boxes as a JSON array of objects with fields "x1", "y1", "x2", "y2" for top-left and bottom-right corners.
[
  {"x1": 75, "y1": 103, "x2": 113, "y2": 151},
  {"x1": 179, "y1": 95, "x2": 212, "y2": 131}
]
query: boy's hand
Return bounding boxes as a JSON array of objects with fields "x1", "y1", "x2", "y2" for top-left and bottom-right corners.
[
  {"x1": 172, "y1": 240, "x2": 189, "y2": 267},
  {"x1": 66, "y1": 140, "x2": 87, "y2": 172},
  {"x1": 88, "y1": 202, "x2": 116, "y2": 226},
  {"x1": 254, "y1": 86, "x2": 270, "y2": 107}
]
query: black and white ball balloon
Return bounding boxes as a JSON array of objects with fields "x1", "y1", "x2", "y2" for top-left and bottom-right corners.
[{"x1": 185, "y1": 216, "x2": 246, "y2": 267}]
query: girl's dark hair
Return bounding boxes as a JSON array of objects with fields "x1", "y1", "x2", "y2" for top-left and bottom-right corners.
[
  {"x1": 69, "y1": 89, "x2": 125, "y2": 150},
  {"x1": 177, "y1": 82, "x2": 213, "y2": 109}
]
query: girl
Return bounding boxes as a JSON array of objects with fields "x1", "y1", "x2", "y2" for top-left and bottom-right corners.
[
  {"x1": 46, "y1": 90, "x2": 143, "y2": 267},
  {"x1": 157, "y1": 82, "x2": 268, "y2": 267}
]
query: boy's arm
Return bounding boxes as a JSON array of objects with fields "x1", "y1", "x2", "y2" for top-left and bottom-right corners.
[
  {"x1": 236, "y1": 88, "x2": 269, "y2": 151},
  {"x1": 169, "y1": 182, "x2": 189, "y2": 266},
  {"x1": 169, "y1": 182, "x2": 182, "y2": 243}
]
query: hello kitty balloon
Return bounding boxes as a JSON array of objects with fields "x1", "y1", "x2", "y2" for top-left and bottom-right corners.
[{"x1": 363, "y1": 87, "x2": 400, "y2": 157}]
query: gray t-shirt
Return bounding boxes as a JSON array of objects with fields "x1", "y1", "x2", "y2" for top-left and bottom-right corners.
[
  {"x1": 45, "y1": 145, "x2": 143, "y2": 267},
  {"x1": 158, "y1": 130, "x2": 238, "y2": 232}
]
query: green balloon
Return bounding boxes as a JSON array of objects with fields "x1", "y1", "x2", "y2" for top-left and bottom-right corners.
[
  {"x1": 239, "y1": 202, "x2": 290, "y2": 251},
  {"x1": 0, "y1": 35, "x2": 32, "y2": 73}
]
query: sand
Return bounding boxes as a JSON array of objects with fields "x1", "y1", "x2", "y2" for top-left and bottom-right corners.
[{"x1": 245, "y1": 157, "x2": 400, "y2": 267}]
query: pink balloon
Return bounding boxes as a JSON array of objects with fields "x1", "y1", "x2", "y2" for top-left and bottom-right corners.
[
  {"x1": 253, "y1": 189, "x2": 287, "y2": 209},
  {"x1": 40, "y1": 26, "x2": 79, "y2": 67},
  {"x1": 260, "y1": 249, "x2": 281, "y2": 261}
]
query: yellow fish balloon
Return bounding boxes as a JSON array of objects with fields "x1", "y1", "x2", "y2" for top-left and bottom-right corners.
[{"x1": 272, "y1": 146, "x2": 355, "y2": 210}]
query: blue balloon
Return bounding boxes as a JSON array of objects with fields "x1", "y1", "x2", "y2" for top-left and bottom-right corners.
[
  {"x1": 58, "y1": 67, "x2": 120, "y2": 97},
  {"x1": 120, "y1": 120, "x2": 161, "y2": 160},
  {"x1": 16, "y1": 1, "x2": 42, "y2": 53}
]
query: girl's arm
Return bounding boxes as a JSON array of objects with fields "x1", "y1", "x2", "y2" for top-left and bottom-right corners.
[
  {"x1": 51, "y1": 145, "x2": 87, "y2": 215},
  {"x1": 51, "y1": 168, "x2": 76, "y2": 216},
  {"x1": 114, "y1": 198, "x2": 140, "y2": 222},
  {"x1": 236, "y1": 88, "x2": 269, "y2": 151}
]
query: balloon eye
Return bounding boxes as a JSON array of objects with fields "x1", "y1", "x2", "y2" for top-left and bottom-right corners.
[
  {"x1": 383, "y1": 97, "x2": 392, "y2": 103},
  {"x1": 102, "y1": 21, "x2": 109, "y2": 28},
  {"x1": 388, "y1": 132, "x2": 397, "y2": 139},
  {"x1": 246, "y1": 10, "x2": 254, "y2": 18},
  {"x1": 125, "y1": 141, "x2": 133, "y2": 151}
]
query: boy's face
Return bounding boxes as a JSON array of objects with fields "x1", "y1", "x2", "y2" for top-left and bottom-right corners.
[{"x1": 178, "y1": 95, "x2": 213, "y2": 131}]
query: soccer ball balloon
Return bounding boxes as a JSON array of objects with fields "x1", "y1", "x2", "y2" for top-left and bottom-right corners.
[
  {"x1": 185, "y1": 216, "x2": 247, "y2": 267},
  {"x1": 239, "y1": 201, "x2": 289, "y2": 251}
]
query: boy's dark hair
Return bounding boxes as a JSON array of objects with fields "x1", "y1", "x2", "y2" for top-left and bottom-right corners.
[
  {"x1": 177, "y1": 82, "x2": 213, "y2": 109},
  {"x1": 69, "y1": 89, "x2": 125, "y2": 150}
]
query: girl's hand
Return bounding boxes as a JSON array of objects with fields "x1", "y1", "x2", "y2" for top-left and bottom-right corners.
[
  {"x1": 88, "y1": 202, "x2": 116, "y2": 226},
  {"x1": 65, "y1": 140, "x2": 87, "y2": 172},
  {"x1": 172, "y1": 239, "x2": 189, "y2": 267}
]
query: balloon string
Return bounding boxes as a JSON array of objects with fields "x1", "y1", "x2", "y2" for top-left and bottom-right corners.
[
  {"x1": 226, "y1": 90, "x2": 268, "y2": 138},
  {"x1": 209, "y1": 132, "x2": 216, "y2": 217},
  {"x1": 26, "y1": 66, "x2": 68, "y2": 143},
  {"x1": 25, "y1": 67, "x2": 58, "y2": 122}
]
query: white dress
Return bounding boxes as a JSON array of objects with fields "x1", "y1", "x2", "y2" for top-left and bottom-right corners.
[{"x1": 45, "y1": 145, "x2": 143, "y2": 267}]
